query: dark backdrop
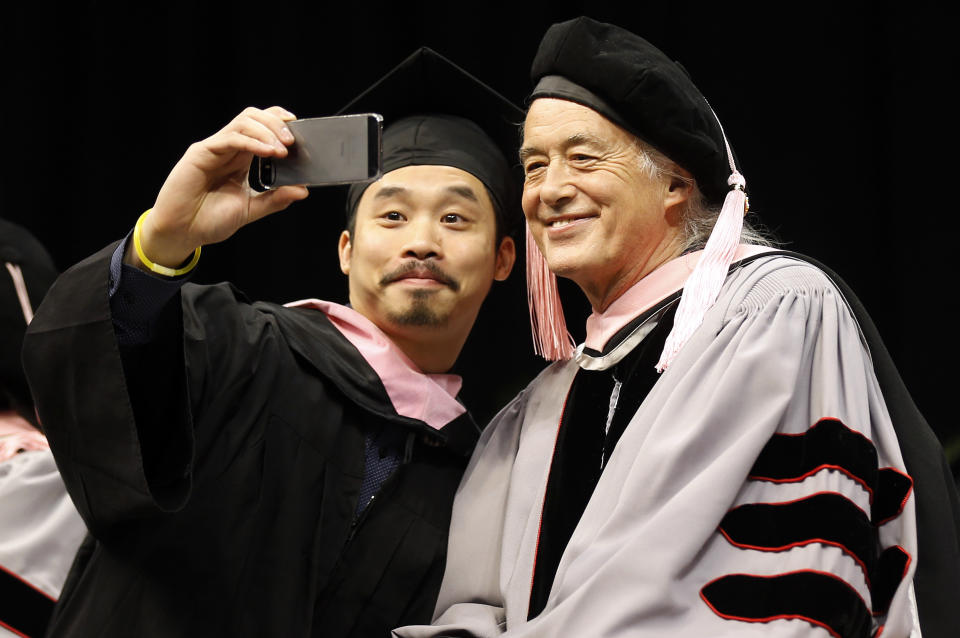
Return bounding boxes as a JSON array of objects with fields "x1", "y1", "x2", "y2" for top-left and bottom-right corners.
[{"x1": 3, "y1": 1, "x2": 956, "y2": 470}]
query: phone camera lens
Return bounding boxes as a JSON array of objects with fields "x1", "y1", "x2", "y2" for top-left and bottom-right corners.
[{"x1": 260, "y1": 159, "x2": 275, "y2": 187}]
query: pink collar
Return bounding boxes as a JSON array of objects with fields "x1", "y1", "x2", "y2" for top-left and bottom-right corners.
[
  {"x1": 0, "y1": 410, "x2": 47, "y2": 462},
  {"x1": 284, "y1": 300, "x2": 465, "y2": 430},
  {"x1": 585, "y1": 245, "x2": 773, "y2": 351}
]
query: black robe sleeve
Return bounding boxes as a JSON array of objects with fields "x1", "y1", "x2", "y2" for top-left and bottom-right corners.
[
  {"x1": 21, "y1": 242, "x2": 277, "y2": 538},
  {"x1": 21, "y1": 242, "x2": 196, "y2": 535}
]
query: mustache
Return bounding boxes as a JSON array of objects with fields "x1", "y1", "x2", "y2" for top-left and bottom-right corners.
[{"x1": 379, "y1": 260, "x2": 460, "y2": 291}]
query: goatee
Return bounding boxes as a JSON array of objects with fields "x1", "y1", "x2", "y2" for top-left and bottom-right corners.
[{"x1": 387, "y1": 289, "x2": 447, "y2": 327}]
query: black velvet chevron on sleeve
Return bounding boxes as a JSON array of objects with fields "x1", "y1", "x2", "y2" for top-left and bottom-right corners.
[
  {"x1": 701, "y1": 571, "x2": 873, "y2": 638},
  {"x1": 702, "y1": 417, "x2": 915, "y2": 635},
  {"x1": 0, "y1": 564, "x2": 55, "y2": 638}
]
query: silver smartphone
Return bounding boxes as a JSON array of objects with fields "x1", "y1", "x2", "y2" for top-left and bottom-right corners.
[{"x1": 253, "y1": 113, "x2": 383, "y2": 189}]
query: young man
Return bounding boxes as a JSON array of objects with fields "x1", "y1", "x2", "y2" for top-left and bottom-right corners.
[
  {"x1": 398, "y1": 19, "x2": 960, "y2": 638},
  {"x1": 22, "y1": 48, "x2": 519, "y2": 638}
]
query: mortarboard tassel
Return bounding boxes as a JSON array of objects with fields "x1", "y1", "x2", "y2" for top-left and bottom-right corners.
[
  {"x1": 655, "y1": 100, "x2": 747, "y2": 373},
  {"x1": 526, "y1": 222, "x2": 576, "y2": 361},
  {"x1": 4, "y1": 262, "x2": 35, "y2": 324},
  {"x1": 655, "y1": 126, "x2": 746, "y2": 372}
]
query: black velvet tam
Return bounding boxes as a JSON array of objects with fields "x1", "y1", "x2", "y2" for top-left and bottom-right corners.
[
  {"x1": 530, "y1": 17, "x2": 731, "y2": 204},
  {"x1": 342, "y1": 47, "x2": 524, "y2": 231}
]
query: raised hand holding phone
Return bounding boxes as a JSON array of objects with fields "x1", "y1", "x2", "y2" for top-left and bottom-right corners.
[{"x1": 126, "y1": 106, "x2": 310, "y2": 272}]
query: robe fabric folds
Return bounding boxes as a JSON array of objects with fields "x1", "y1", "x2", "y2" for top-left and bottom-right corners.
[
  {"x1": 22, "y1": 242, "x2": 479, "y2": 638},
  {"x1": 396, "y1": 252, "x2": 960, "y2": 638}
]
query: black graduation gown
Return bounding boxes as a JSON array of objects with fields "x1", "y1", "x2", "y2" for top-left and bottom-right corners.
[{"x1": 21, "y1": 242, "x2": 479, "y2": 638}]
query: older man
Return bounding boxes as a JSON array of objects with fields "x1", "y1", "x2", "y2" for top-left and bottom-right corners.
[
  {"x1": 397, "y1": 18, "x2": 960, "y2": 638},
  {"x1": 22, "y1": 49, "x2": 519, "y2": 638}
]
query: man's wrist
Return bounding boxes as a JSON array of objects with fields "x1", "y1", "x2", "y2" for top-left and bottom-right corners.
[{"x1": 128, "y1": 210, "x2": 201, "y2": 277}]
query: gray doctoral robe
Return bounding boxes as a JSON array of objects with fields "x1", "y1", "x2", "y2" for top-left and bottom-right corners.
[
  {"x1": 397, "y1": 253, "x2": 957, "y2": 638},
  {"x1": 0, "y1": 448, "x2": 86, "y2": 638}
]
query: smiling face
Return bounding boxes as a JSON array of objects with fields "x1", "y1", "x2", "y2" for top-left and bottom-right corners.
[
  {"x1": 339, "y1": 164, "x2": 514, "y2": 371},
  {"x1": 520, "y1": 98, "x2": 690, "y2": 311}
]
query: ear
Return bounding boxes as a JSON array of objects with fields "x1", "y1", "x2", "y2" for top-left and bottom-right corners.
[
  {"x1": 338, "y1": 230, "x2": 352, "y2": 275},
  {"x1": 664, "y1": 174, "x2": 693, "y2": 208},
  {"x1": 493, "y1": 236, "x2": 516, "y2": 281}
]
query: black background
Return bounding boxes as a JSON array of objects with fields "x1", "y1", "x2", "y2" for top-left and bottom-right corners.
[{"x1": 2, "y1": 1, "x2": 956, "y2": 469}]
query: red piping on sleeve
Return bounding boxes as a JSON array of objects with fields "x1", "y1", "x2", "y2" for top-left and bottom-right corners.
[
  {"x1": 875, "y1": 468, "x2": 913, "y2": 526},
  {"x1": 717, "y1": 527, "x2": 872, "y2": 588},
  {"x1": 0, "y1": 563, "x2": 55, "y2": 602}
]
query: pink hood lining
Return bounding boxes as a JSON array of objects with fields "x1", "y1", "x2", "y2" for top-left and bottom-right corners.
[
  {"x1": 283, "y1": 300, "x2": 465, "y2": 431},
  {"x1": 585, "y1": 245, "x2": 773, "y2": 352}
]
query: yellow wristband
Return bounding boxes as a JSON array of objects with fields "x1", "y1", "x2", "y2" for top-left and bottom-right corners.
[{"x1": 133, "y1": 210, "x2": 201, "y2": 277}]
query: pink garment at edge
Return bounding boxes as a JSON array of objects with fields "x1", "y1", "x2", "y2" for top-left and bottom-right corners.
[
  {"x1": 0, "y1": 411, "x2": 48, "y2": 462},
  {"x1": 585, "y1": 245, "x2": 773, "y2": 352},
  {"x1": 284, "y1": 300, "x2": 465, "y2": 431}
]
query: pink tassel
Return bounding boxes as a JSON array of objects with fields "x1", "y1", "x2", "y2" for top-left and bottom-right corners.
[
  {"x1": 526, "y1": 223, "x2": 576, "y2": 361},
  {"x1": 4, "y1": 262, "x2": 34, "y2": 324},
  {"x1": 655, "y1": 172, "x2": 746, "y2": 372}
]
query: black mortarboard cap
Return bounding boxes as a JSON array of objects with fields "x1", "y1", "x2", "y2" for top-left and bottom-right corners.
[
  {"x1": 1, "y1": 218, "x2": 57, "y2": 410},
  {"x1": 529, "y1": 17, "x2": 730, "y2": 204},
  {"x1": 341, "y1": 47, "x2": 525, "y2": 233}
]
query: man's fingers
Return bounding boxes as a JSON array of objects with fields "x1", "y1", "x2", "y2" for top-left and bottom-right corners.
[
  {"x1": 198, "y1": 107, "x2": 298, "y2": 161},
  {"x1": 231, "y1": 117, "x2": 290, "y2": 154},
  {"x1": 247, "y1": 185, "x2": 310, "y2": 222},
  {"x1": 263, "y1": 105, "x2": 297, "y2": 122},
  {"x1": 202, "y1": 130, "x2": 282, "y2": 160},
  {"x1": 237, "y1": 107, "x2": 296, "y2": 149}
]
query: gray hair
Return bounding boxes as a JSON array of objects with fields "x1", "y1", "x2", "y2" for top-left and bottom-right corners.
[{"x1": 632, "y1": 139, "x2": 775, "y2": 252}]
